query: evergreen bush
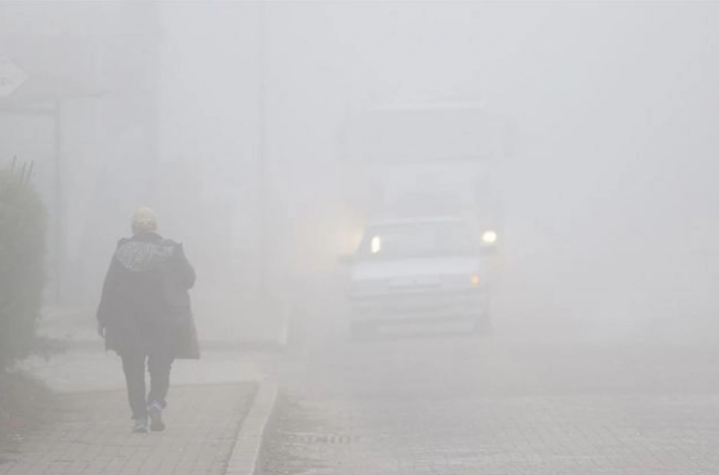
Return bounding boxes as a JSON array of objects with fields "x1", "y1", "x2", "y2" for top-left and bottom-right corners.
[{"x1": 0, "y1": 160, "x2": 46, "y2": 370}]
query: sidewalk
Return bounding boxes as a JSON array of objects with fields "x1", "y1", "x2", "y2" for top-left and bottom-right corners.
[
  {"x1": 0, "y1": 382, "x2": 257, "y2": 475},
  {"x1": 1, "y1": 340, "x2": 277, "y2": 475},
  {"x1": 39, "y1": 305, "x2": 289, "y2": 352},
  {"x1": 17, "y1": 349, "x2": 266, "y2": 394}
]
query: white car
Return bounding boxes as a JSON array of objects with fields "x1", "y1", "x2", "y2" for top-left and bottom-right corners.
[{"x1": 344, "y1": 217, "x2": 494, "y2": 339}]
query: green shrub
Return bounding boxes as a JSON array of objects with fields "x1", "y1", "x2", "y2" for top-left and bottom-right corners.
[{"x1": 0, "y1": 161, "x2": 47, "y2": 370}]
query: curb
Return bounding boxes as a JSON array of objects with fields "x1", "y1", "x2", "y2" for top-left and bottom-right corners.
[{"x1": 224, "y1": 379, "x2": 279, "y2": 475}]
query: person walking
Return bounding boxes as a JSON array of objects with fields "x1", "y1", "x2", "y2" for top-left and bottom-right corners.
[{"x1": 97, "y1": 207, "x2": 199, "y2": 433}]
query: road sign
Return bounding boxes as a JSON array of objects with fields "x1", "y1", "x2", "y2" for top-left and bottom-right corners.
[{"x1": 0, "y1": 57, "x2": 28, "y2": 98}]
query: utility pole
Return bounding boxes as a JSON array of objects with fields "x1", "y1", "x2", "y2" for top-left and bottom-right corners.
[{"x1": 257, "y1": 0, "x2": 269, "y2": 311}]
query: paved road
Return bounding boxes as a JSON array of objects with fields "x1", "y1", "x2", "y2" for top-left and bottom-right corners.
[{"x1": 261, "y1": 317, "x2": 719, "y2": 475}]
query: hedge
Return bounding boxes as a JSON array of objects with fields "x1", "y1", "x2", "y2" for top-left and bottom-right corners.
[{"x1": 0, "y1": 161, "x2": 47, "y2": 370}]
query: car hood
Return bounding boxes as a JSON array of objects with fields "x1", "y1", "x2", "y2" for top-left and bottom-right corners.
[{"x1": 351, "y1": 256, "x2": 480, "y2": 282}]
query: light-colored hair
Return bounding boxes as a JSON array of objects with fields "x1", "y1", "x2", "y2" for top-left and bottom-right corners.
[{"x1": 131, "y1": 207, "x2": 158, "y2": 235}]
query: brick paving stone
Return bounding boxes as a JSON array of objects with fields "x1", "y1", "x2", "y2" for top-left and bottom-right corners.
[
  {"x1": 267, "y1": 392, "x2": 719, "y2": 475},
  {"x1": 0, "y1": 383, "x2": 256, "y2": 475},
  {"x1": 260, "y1": 332, "x2": 719, "y2": 475}
]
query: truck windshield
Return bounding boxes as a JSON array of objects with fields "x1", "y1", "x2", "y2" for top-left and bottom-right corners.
[{"x1": 356, "y1": 221, "x2": 476, "y2": 260}]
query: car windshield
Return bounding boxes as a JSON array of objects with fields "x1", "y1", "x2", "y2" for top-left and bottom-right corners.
[{"x1": 356, "y1": 221, "x2": 476, "y2": 260}]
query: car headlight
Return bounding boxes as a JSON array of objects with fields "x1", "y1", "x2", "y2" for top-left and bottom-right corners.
[
  {"x1": 370, "y1": 236, "x2": 381, "y2": 254},
  {"x1": 481, "y1": 230, "x2": 498, "y2": 245}
]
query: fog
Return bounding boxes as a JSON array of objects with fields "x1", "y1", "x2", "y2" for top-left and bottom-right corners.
[
  {"x1": 2, "y1": 1, "x2": 719, "y2": 344},
  {"x1": 5, "y1": 1, "x2": 719, "y2": 473}
]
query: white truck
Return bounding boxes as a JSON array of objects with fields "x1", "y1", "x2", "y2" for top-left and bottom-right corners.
[{"x1": 339, "y1": 103, "x2": 511, "y2": 338}]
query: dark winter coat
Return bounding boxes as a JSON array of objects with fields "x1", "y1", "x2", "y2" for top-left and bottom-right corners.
[{"x1": 97, "y1": 233, "x2": 200, "y2": 359}]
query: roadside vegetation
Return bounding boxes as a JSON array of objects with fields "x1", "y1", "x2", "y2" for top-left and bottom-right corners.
[{"x1": 0, "y1": 159, "x2": 52, "y2": 455}]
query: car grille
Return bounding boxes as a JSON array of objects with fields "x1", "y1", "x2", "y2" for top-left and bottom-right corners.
[{"x1": 352, "y1": 289, "x2": 480, "y2": 317}]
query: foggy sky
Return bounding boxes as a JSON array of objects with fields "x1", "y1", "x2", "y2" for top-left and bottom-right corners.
[{"x1": 2, "y1": 1, "x2": 718, "y2": 336}]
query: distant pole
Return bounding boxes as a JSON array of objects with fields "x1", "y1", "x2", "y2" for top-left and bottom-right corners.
[
  {"x1": 54, "y1": 99, "x2": 65, "y2": 303},
  {"x1": 258, "y1": 0, "x2": 268, "y2": 309}
]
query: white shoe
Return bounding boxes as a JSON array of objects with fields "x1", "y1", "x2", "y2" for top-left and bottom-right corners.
[
  {"x1": 132, "y1": 416, "x2": 149, "y2": 433},
  {"x1": 148, "y1": 402, "x2": 166, "y2": 432}
]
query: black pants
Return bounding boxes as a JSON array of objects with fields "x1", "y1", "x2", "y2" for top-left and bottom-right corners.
[{"x1": 121, "y1": 352, "x2": 174, "y2": 419}]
